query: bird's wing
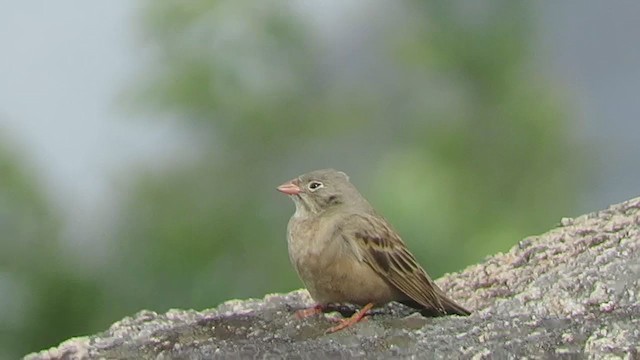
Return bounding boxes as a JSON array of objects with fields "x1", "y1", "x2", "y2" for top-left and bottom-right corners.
[{"x1": 339, "y1": 213, "x2": 452, "y2": 314}]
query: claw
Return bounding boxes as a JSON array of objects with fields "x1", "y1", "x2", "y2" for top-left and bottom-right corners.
[
  {"x1": 295, "y1": 304, "x2": 324, "y2": 319},
  {"x1": 325, "y1": 303, "x2": 374, "y2": 333}
]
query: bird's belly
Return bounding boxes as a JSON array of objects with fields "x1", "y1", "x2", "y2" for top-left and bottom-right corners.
[{"x1": 293, "y1": 242, "x2": 399, "y2": 306}]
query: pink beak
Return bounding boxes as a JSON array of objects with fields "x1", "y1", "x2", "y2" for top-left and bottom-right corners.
[{"x1": 277, "y1": 180, "x2": 301, "y2": 195}]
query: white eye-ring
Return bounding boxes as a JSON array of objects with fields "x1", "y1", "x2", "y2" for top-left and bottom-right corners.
[{"x1": 307, "y1": 181, "x2": 324, "y2": 191}]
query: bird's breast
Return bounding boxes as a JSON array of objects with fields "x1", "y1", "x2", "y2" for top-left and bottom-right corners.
[
  {"x1": 287, "y1": 216, "x2": 337, "y2": 271},
  {"x1": 286, "y1": 215, "x2": 400, "y2": 305}
]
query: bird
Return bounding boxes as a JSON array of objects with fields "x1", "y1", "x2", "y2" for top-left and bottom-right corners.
[{"x1": 276, "y1": 168, "x2": 470, "y2": 333}]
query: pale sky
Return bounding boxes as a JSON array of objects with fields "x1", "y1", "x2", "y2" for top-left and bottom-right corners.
[
  {"x1": 0, "y1": 1, "x2": 189, "y2": 236},
  {"x1": 1, "y1": 1, "x2": 639, "y2": 241}
]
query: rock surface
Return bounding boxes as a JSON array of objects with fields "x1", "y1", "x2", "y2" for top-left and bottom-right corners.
[{"x1": 26, "y1": 197, "x2": 640, "y2": 359}]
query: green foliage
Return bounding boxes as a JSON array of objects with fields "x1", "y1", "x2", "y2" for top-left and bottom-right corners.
[
  {"x1": 0, "y1": 135, "x2": 63, "y2": 358},
  {"x1": 115, "y1": 1, "x2": 582, "y2": 301},
  {"x1": 4, "y1": 1, "x2": 585, "y2": 357}
]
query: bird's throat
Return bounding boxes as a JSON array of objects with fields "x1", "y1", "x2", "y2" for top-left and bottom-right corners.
[{"x1": 292, "y1": 195, "x2": 322, "y2": 218}]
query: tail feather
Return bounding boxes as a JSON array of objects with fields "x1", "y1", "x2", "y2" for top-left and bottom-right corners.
[
  {"x1": 440, "y1": 297, "x2": 471, "y2": 316},
  {"x1": 400, "y1": 296, "x2": 470, "y2": 317}
]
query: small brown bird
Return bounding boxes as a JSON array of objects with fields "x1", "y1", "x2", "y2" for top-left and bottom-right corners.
[{"x1": 277, "y1": 169, "x2": 469, "y2": 333}]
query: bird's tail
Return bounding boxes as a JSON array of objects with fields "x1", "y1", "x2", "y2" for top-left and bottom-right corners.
[
  {"x1": 439, "y1": 296, "x2": 470, "y2": 316},
  {"x1": 401, "y1": 296, "x2": 470, "y2": 317}
]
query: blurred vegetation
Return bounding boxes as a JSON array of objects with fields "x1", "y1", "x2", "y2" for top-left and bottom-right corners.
[
  {"x1": 0, "y1": 134, "x2": 102, "y2": 358},
  {"x1": 2, "y1": 1, "x2": 585, "y2": 358}
]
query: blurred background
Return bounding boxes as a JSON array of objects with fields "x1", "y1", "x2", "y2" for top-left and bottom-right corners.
[{"x1": 1, "y1": 0, "x2": 639, "y2": 357}]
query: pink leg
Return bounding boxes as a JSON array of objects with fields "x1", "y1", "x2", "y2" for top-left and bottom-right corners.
[
  {"x1": 325, "y1": 303, "x2": 374, "y2": 333},
  {"x1": 295, "y1": 304, "x2": 325, "y2": 319}
]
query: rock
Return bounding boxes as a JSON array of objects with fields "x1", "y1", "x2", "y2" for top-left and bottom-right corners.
[{"x1": 25, "y1": 197, "x2": 640, "y2": 359}]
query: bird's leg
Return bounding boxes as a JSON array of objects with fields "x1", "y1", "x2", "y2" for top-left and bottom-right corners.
[
  {"x1": 295, "y1": 304, "x2": 325, "y2": 319},
  {"x1": 325, "y1": 303, "x2": 374, "y2": 333}
]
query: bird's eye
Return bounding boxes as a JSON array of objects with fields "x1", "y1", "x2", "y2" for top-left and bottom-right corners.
[{"x1": 307, "y1": 181, "x2": 324, "y2": 191}]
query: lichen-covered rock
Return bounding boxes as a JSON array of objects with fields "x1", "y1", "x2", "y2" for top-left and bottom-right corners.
[{"x1": 26, "y1": 197, "x2": 640, "y2": 359}]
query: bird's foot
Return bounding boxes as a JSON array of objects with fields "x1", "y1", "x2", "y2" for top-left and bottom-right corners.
[
  {"x1": 325, "y1": 303, "x2": 374, "y2": 334},
  {"x1": 295, "y1": 304, "x2": 325, "y2": 319}
]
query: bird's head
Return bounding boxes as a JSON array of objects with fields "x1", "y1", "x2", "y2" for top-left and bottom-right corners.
[{"x1": 277, "y1": 168, "x2": 367, "y2": 216}]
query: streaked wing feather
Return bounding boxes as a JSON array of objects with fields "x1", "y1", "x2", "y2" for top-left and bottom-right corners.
[{"x1": 341, "y1": 213, "x2": 447, "y2": 314}]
